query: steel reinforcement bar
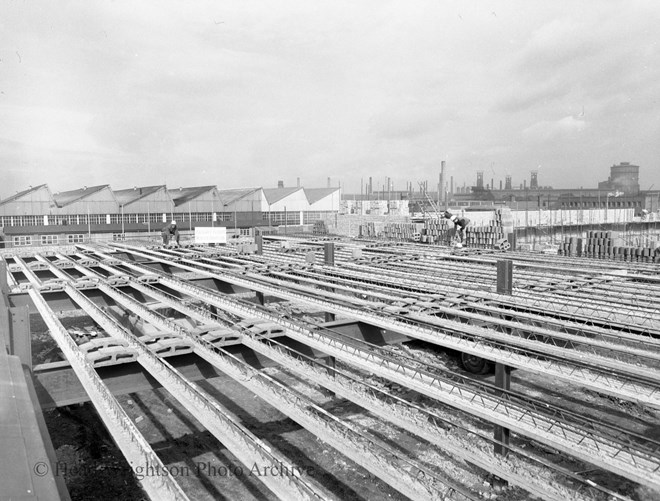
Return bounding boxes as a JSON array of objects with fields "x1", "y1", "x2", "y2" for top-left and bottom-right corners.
[
  {"x1": 152, "y1": 273, "x2": 660, "y2": 492},
  {"x1": 61, "y1": 283, "x2": 331, "y2": 501},
  {"x1": 27, "y1": 288, "x2": 191, "y2": 501},
  {"x1": 336, "y1": 261, "x2": 660, "y2": 334},
  {"x1": 262, "y1": 267, "x2": 660, "y2": 367},
  {"x1": 98, "y1": 282, "x2": 474, "y2": 501},
  {"x1": 110, "y1": 245, "x2": 660, "y2": 406},
  {"x1": 116, "y1": 276, "x2": 598, "y2": 501}
]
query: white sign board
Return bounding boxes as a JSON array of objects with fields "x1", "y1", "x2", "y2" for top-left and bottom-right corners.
[{"x1": 194, "y1": 227, "x2": 227, "y2": 244}]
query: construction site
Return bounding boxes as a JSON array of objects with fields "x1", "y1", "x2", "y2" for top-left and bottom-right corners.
[
  {"x1": 1, "y1": 212, "x2": 660, "y2": 501},
  {"x1": 5, "y1": 0, "x2": 660, "y2": 498}
]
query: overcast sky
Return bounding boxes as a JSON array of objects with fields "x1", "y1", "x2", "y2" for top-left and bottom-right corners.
[{"x1": 1, "y1": 1, "x2": 659, "y2": 197}]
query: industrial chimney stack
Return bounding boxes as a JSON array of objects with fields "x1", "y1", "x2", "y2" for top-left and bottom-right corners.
[{"x1": 438, "y1": 161, "x2": 445, "y2": 206}]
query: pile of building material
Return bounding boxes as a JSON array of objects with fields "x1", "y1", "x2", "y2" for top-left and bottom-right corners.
[
  {"x1": 358, "y1": 222, "x2": 377, "y2": 238},
  {"x1": 558, "y1": 230, "x2": 660, "y2": 262},
  {"x1": 382, "y1": 222, "x2": 421, "y2": 241},
  {"x1": 421, "y1": 218, "x2": 451, "y2": 243}
]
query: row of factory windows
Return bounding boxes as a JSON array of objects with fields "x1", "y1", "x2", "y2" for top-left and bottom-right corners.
[
  {"x1": 560, "y1": 201, "x2": 642, "y2": 208},
  {"x1": 0, "y1": 211, "x2": 333, "y2": 228},
  {"x1": 11, "y1": 227, "x2": 253, "y2": 247},
  {"x1": 13, "y1": 234, "x2": 89, "y2": 246},
  {"x1": 263, "y1": 211, "x2": 330, "y2": 225}
]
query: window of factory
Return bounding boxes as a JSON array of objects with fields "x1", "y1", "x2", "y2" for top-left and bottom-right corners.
[
  {"x1": 67, "y1": 234, "x2": 85, "y2": 244},
  {"x1": 9, "y1": 215, "x2": 42, "y2": 226},
  {"x1": 239, "y1": 228, "x2": 251, "y2": 236},
  {"x1": 194, "y1": 212, "x2": 212, "y2": 222},
  {"x1": 41, "y1": 235, "x2": 58, "y2": 245},
  {"x1": 13, "y1": 236, "x2": 32, "y2": 246},
  {"x1": 262, "y1": 211, "x2": 299, "y2": 225},
  {"x1": 112, "y1": 233, "x2": 125, "y2": 241}
]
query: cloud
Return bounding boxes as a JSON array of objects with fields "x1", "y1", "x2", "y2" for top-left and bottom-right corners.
[
  {"x1": 0, "y1": 1, "x2": 659, "y2": 195},
  {"x1": 522, "y1": 115, "x2": 587, "y2": 141}
]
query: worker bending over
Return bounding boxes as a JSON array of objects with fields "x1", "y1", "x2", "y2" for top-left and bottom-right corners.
[
  {"x1": 161, "y1": 220, "x2": 180, "y2": 247},
  {"x1": 443, "y1": 210, "x2": 470, "y2": 245}
]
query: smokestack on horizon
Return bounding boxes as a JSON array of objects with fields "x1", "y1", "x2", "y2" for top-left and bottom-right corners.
[{"x1": 440, "y1": 160, "x2": 446, "y2": 206}]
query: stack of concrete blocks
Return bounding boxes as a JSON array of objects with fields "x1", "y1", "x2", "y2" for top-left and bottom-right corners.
[
  {"x1": 382, "y1": 222, "x2": 422, "y2": 241},
  {"x1": 421, "y1": 218, "x2": 451, "y2": 244},
  {"x1": 559, "y1": 230, "x2": 660, "y2": 262}
]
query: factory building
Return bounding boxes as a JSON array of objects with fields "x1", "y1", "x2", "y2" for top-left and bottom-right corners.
[
  {"x1": 0, "y1": 183, "x2": 342, "y2": 248},
  {"x1": 0, "y1": 184, "x2": 55, "y2": 222},
  {"x1": 263, "y1": 187, "x2": 308, "y2": 225},
  {"x1": 113, "y1": 185, "x2": 174, "y2": 233},
  {"x1": 450, "y1": 162, "x2": 658, "y2": 214}
]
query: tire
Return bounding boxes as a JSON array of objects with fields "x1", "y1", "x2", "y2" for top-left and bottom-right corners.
[{"x1": 460, "y1": 353, "x2": 493, "y2": 374}]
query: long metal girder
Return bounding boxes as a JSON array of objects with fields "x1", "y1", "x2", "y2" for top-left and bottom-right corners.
[
  {"x1": 373, "y1": 258, "x2": 660, "y2": 328},
  {"x1": 116, "y1": 277, "x2": 591, "y2": 501},
  {"x1": 342, "y1": 247, "x2": 660, "y2": 324},
  {"x1": 80, "y1": 248, "x2": 655, "y2": 482},
  {"x1": 266, "y1": 264, "x2": 660, "y2": 353},
  {"x1": 26, "y1": 288, "x2": 190, "y2": 501},
  {"x1": 150, "y1": 272, "x2": 660, "y2": 492},
  {"x1": 60, "y1": 283, "x2": 331, "y2": 501},
  {"x1": 97, "y1": 283, "x2": 472, "y2": 501},
  {"x1": 336, "y1": 261, "x2": 660, "y2": 333},
  {"x1": 108, "y1": 245, "x2": 660, "y2": 407},
  {"x1": 265, "y1": 266, "x2": 660, "y2": 368}
]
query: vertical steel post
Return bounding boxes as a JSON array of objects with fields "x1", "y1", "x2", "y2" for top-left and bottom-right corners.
[
  {"x1": 496, "y1": 259, "x2": 513, "y2": 295},
  {"x1": 495, "y1": 259, "x2": 512, "y2": 459},
  {"x1": 324, "y1": 242, "x2": 335, "y2": 266}
]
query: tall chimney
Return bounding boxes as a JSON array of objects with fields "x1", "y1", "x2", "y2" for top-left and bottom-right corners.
[
  {"x1": 450, "y1": 176, "x2": 454, "y2": 197},
  {"x1": 369, "y1": 176, "x2": 373, "y2": 195},
  {"x1": 505, "y1": 175, "x2": 512, "y2": 190},
  {"x1": 499, "y1": 180, "x2": 503, "y2": 190},
  {"x1": 297, "y1": 177, "x2": 300, "y2": 188},
  {"x1": 440, "y1": 160, "x2": 446, "y2": 205}
]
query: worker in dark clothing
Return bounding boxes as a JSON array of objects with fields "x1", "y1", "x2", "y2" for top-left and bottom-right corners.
[
  {"x1": 161, "y1": 220, "x2": 180, "y2": 247},
  {"x1": 443, "y1": 210, "x2": 470, "y2": 245}
]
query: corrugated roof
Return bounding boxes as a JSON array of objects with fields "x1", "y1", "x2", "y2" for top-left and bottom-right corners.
[
  {"x1": 216, "y1": 188, "x2": 261, "y2": 205},
  {"x1": 263, "y1": 187, "x2": 303, "y2": 204},
  {"x1": 53, "y1": 185, "x2": 110, "y2": 207},
  {"x1": 0, "y1": 184, "x2": 51, "y2": 206},
  {"x1": 113, "y1": 185, "x2": 167, "y2": 206},
  {"x1": 304, "y1": 187, "x2": 340, "y2": 205},
  {"x1": 168, "y1": 186, "x2": 217, "y2": 207}
]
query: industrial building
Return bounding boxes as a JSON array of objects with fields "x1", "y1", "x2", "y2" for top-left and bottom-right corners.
[
  {"x1": 0, "y1": 184, "x2": 341, "y2": 248},
  {"x1": 345, "y1": 162, "x2": 660, "y2": 215}
]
